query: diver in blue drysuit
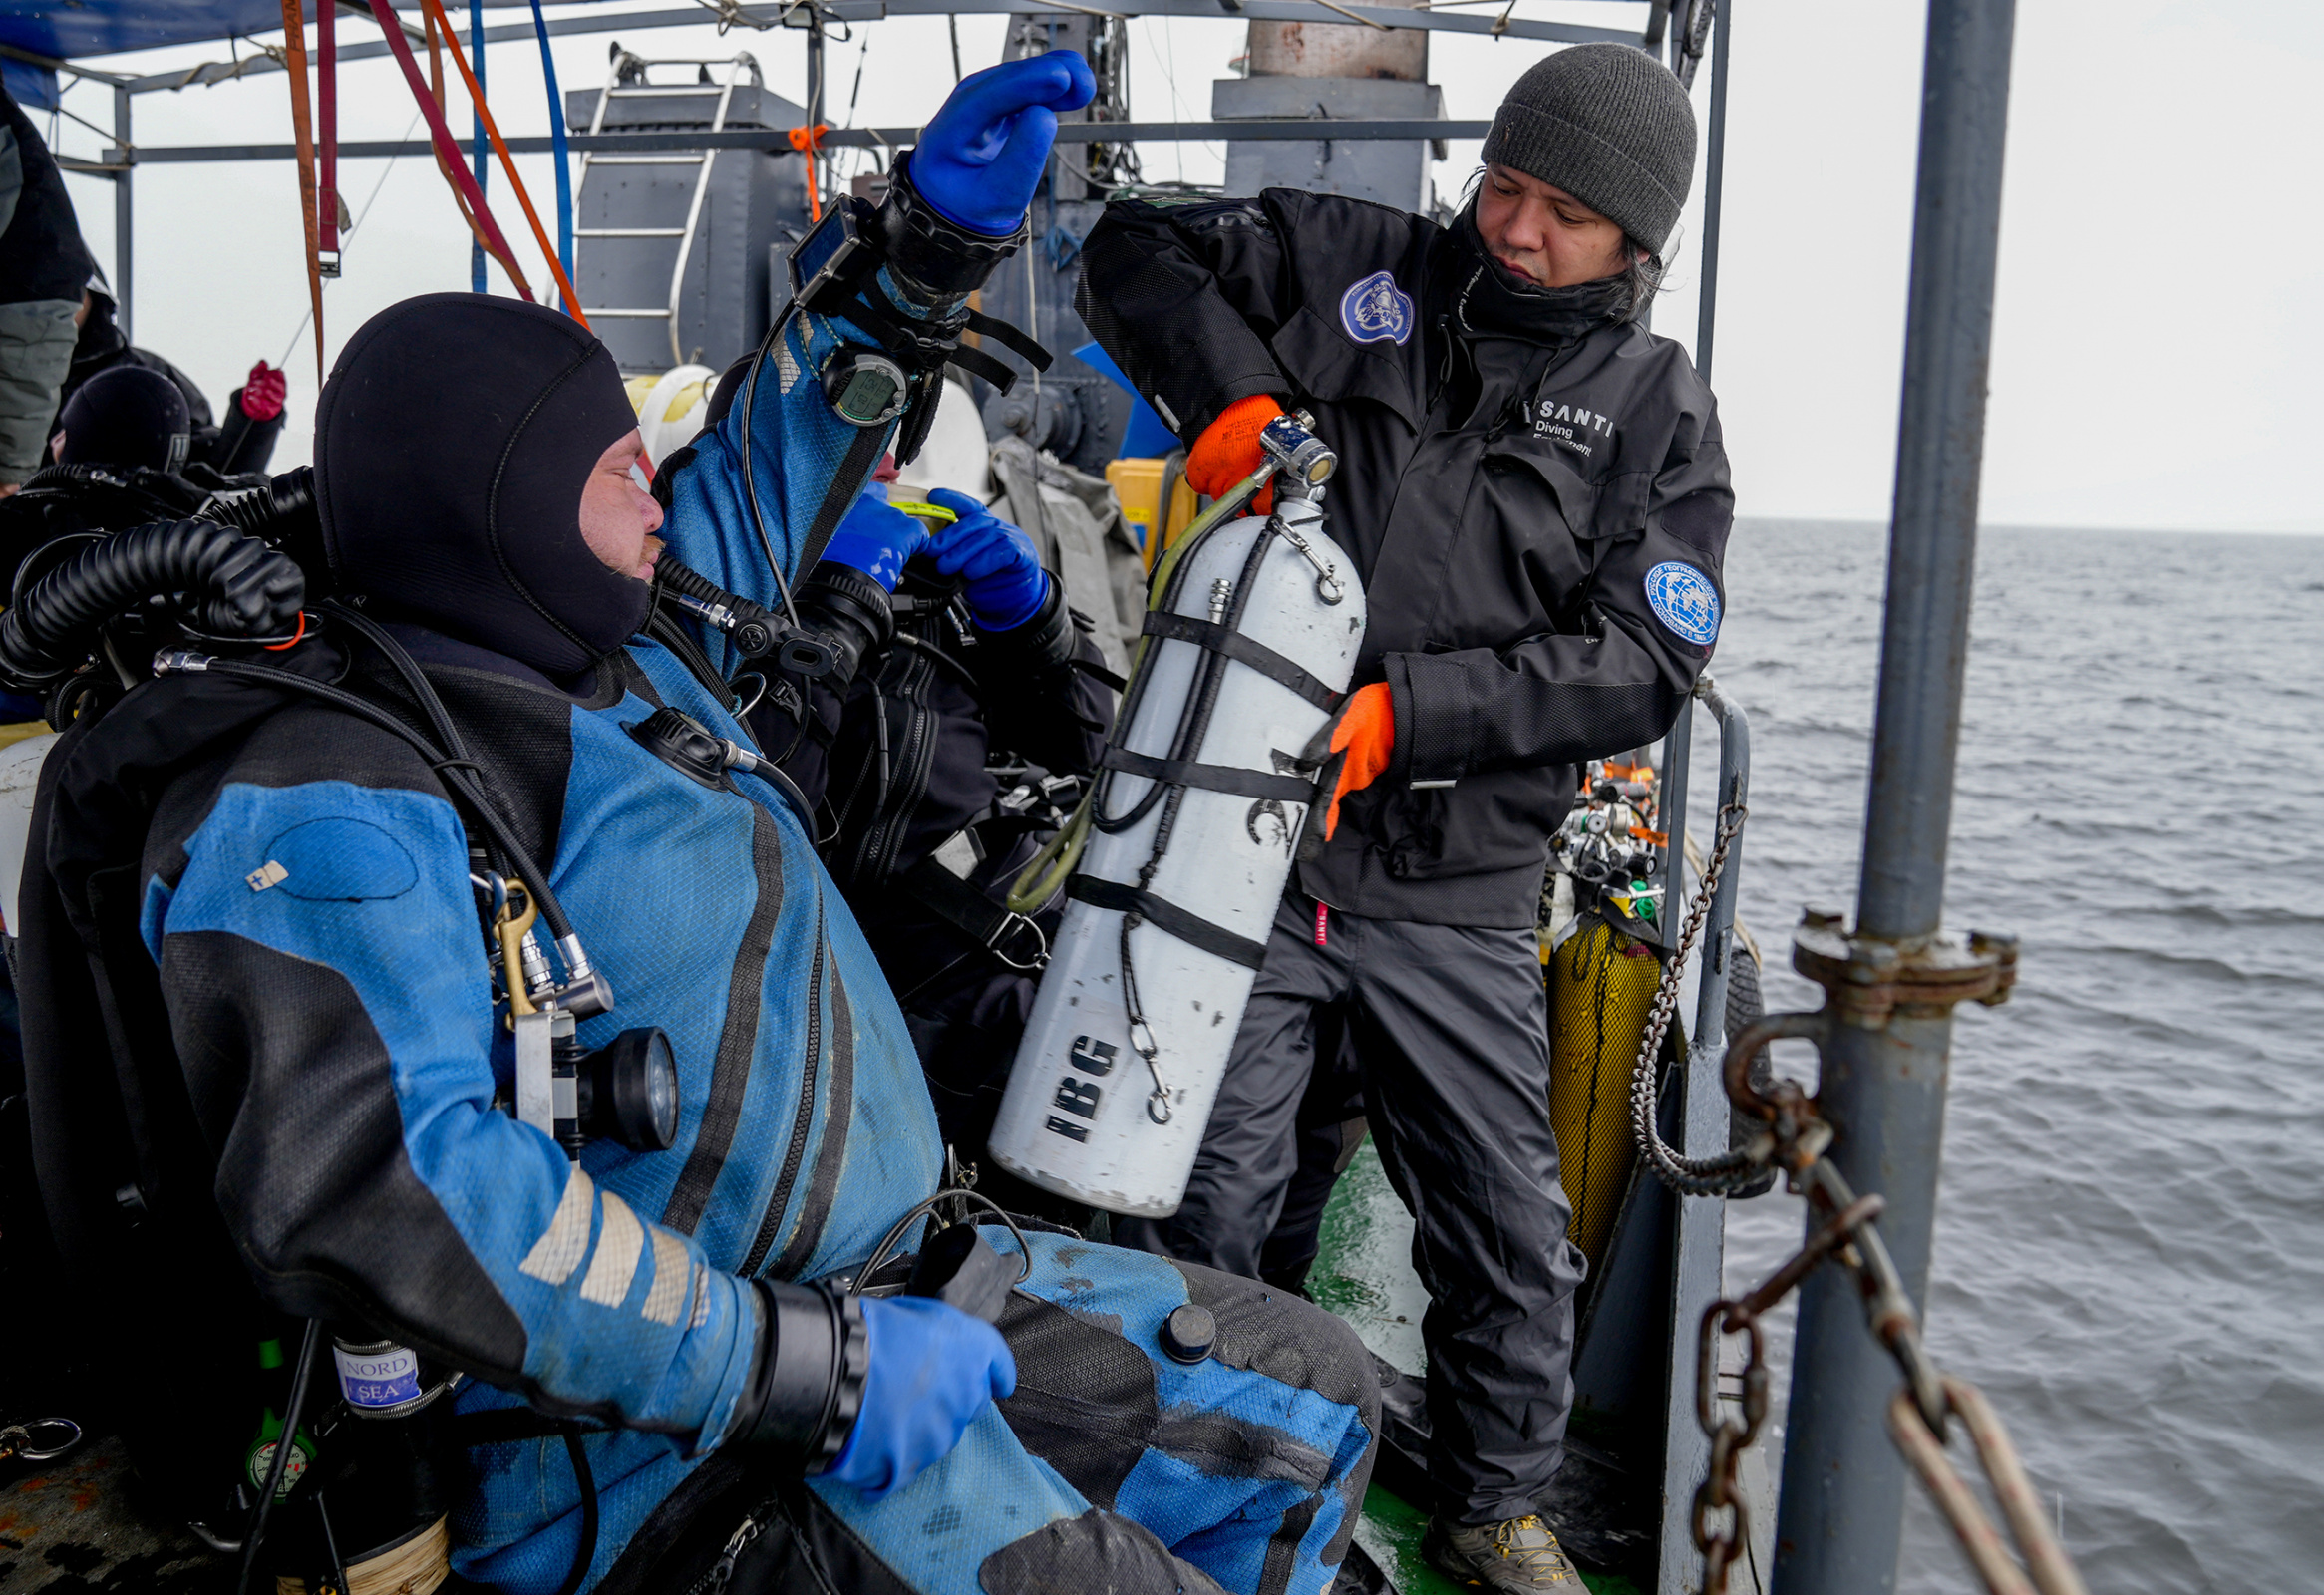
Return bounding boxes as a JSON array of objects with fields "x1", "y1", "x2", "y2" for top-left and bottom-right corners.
[{"x1": 120, "y1": 52, "x2": 1374, "y2": 1595}]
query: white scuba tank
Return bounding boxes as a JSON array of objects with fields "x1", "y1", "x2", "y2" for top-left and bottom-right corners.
[{"x1": 991, "y1": 495, "x2": 1365, "y2": 1216}]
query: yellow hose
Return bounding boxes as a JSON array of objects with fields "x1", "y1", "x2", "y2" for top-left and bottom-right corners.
[{"x1": 1003, "y1": 462, "x2": 1277, "y2": 915}]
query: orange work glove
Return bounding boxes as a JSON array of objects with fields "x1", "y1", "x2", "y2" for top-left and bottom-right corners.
[
  {"x1": 1185, "y1": 393, "x2": 1283, "y2": 515},
  {"x1": 1322, "y1": 682, "x2": 1395, "y2": 840}
]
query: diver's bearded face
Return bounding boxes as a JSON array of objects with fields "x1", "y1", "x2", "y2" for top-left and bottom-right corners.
[{"x1": 578, "y1": 429, "x2": 666, "y2": 581}]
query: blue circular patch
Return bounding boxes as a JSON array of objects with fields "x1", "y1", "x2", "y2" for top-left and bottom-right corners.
[
  {"x1": 1339, "y1": 270, "x2": 1414, "y2": 346},
  {"x1": 1644, "y1": 562, "x2": 1721, "y2": 646}
]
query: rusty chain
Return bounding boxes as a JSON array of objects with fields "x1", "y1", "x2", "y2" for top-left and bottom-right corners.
[{"x1": 1644, "y1": 912, "x2": 2088, "y2": 1595}]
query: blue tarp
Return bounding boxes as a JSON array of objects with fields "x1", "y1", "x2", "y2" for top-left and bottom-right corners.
[{"x1": 0, "y1": 0, "x2": 548, "y2": 66}]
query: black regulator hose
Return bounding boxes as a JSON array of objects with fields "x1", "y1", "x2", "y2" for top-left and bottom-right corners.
[
  {"x1": 197, "y1": 466, "x2": 316, "y2": 544},
  {"x1": 0, "y1": 517, "x2": 304, "y2": 685}
]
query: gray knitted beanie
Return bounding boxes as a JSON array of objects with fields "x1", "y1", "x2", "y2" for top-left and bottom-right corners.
[{"x1": 1481, "y1": 43, "x2": 1697, "y2": 255}]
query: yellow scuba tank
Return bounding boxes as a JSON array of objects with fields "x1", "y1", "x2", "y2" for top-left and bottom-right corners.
[{"x1": 1545, "y1": 913, "x2": 1665, "y2": 1273}]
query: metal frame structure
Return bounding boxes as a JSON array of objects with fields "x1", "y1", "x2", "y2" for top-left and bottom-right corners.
[{"x1": 11, "y1": 0, "x2": 1731, "y2": 376}]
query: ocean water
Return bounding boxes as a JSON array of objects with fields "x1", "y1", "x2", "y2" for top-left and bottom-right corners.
[{"x1": 1702, "y1": 520, "x2": 2324, "y2": 1594}]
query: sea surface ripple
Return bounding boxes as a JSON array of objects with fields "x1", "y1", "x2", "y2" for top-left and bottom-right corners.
[{"x1": 1700, "y1": 521, "x2": 2324, "y2": 1594}]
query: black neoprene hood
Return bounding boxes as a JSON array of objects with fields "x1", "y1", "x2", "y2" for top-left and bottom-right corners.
[{"x1": 316, "y1": 294, "x2": 649, "y2": 677}]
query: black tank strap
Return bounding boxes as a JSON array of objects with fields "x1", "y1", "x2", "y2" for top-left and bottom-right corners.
[
  {"x1": 1141, "y1": 611, "x2": 1345, "y2": 715},
  {"x1": 900, "y1": 854, "x2": 1048, "y2": 972},
  {"x1": 1100, "y1": 746, "x2": 1314, "y2": 803},
  {"x1": 1066, "y1": 875, "x2": 1269, "y2": 971}
]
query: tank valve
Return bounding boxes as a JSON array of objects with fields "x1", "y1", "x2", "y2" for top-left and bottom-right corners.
[{"x1": 1259, "y1": 411, "x2": 1337, "y2": 498}]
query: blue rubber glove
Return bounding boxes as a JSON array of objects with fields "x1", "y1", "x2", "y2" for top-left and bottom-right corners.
[
  {"x1": 910, "y1": 50, "x2": 1097, "y2": 236},
  {"x1": 926, "y1": 487, "x2": 1049, "y2": 631},
  {"x1": 827, "y1": 1295, "x2": 1016, "y2": 1499},
  {"x1": 820, "y1": 489, "x2": 929, "y2": 591}
]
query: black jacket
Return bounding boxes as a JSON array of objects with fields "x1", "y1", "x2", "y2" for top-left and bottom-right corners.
[
  {"x1": 1079, "y1": 190, "x2": 1734, "y2": 927},
  {"x1": 0, "y1": 85, "x2": 90, "y2": 306}
]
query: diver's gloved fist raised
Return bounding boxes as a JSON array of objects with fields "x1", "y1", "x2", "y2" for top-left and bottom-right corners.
[
  {"x1": 925, "y1": 487, "x2": 1049, "y2": 631},
  {"x1": 821, "y1": 490, "x2": 930, "y2": 592},
  {"x1": 911, "y1": 51, "x2": 1097, "y2": 236},
  {"x1": 827, "y1": 1296, "x2": 1016, "y2": 1499}
]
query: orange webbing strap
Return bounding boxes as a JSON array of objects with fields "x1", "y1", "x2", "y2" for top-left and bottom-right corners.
[
  {"x1": 367, "y1": 0, "x2": 534, "y2": 301},
  {"x1": 422, "y1": 5, "x2": 528, "y2": 290},
  {"x1": 277, "y1": 0, "x2": 327, "y2": 383},
  {"x1": 789, "y1": 125, "x2": 830, "y2": 222},
  {"x1": 419, "y1": 0, "x2": 589, "y2": 331}
]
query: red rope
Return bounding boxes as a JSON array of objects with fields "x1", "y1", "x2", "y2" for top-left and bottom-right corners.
[
  {"x1": 318, "y1": 0, "x2": 338, "y2": 258},
  {"x1": 367, "y1": 0, "x2": 532, "y2": 301}
]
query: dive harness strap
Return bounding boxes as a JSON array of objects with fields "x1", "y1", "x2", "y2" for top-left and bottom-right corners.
[
  {"x1": 1099, "y1": 746, "x2": 1315, "y2": 804},
  {"x1": 1141, "y1": 611, "x2": 1346, "y2": 715},
  {"x1": 901, "y1": 852, "x2": 1049, "y2": 972},
  {"x1": 1067, "y1": 875, "x2": 1269, "y2": 971}
]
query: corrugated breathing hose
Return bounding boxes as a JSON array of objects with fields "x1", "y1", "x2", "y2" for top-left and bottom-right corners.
[{"x1": 0, "y1": 518, "x2": 305, "y2": 687}]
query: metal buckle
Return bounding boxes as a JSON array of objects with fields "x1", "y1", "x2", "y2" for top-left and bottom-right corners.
[
  {"x1": 0, "y1": 1417, "x2": 83, "y2": 1463},
  {"x1": 987, "y1": 911, "x2": 1049, "y2": 973}
]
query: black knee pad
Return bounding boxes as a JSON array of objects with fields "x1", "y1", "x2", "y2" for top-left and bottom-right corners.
[
  {"x1": 1168, "y1": 1260, "x2": 1382, "y2": 1432},
  {"x1": 981, "y1": 1507, "x2": 1231, "y2": 1595}
]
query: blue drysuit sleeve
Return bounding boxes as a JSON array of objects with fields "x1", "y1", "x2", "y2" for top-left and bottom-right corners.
[
  {"x1": 146, "y1": 776, "x2": 763, "y2": 1447},
  {"x1": 659, "y1": 288, "x2": 928, "y2": 679}
]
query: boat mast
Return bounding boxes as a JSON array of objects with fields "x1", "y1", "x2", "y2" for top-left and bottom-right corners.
[{"x1": 1771, "y1": 2, "x2": 2018, "y2": 1591}]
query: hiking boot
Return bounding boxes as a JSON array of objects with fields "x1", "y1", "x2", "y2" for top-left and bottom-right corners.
[{"x1": 1423, "y1": 1513, "x2": 1584, "y2": 1591}]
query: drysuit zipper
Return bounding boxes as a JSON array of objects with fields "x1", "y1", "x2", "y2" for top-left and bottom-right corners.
[{"x1": 743, "y1": 906, "x2": 827, "y2": 1276}]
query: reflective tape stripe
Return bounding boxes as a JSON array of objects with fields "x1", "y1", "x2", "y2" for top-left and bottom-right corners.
[
  {"x1": 641, "y1": 1226, "x2": 691, "y2": 1326},
  {"x1": 518, "y1": 1165, "x2": 595, "y2": 1286},
  {"x1": 580, "y1": 1190, "x2": 646, "y2": 1306}
]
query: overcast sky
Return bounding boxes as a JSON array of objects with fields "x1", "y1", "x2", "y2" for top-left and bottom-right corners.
[{"x1": 41, "y1": 0, "x2": 2323, "y2": 532}]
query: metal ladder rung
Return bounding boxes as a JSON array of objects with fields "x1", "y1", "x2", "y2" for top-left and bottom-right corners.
[
  {"x1": 585, "y1": 155, "x2": 709, "y2": 165},
  {"x1": 608, "y1": 87, "x2": 730, "y2": 98},
  {"x1": 576, "y1": 227, "x2": 690, "y2": 238},
  {"x1": 580, "y1": 308, "x2": 675, "y2": 319}
]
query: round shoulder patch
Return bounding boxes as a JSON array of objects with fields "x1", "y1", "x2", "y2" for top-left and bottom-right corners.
[
  {"x1": 1644, "y1": 562, "x2": 1721, "y2": 646},
  {"x1": 1340, "y1": 270, "x2": 1415, "y2": 347},
  {"x1": 262, "y1": 817, "x2": 421, "y2": 903}
]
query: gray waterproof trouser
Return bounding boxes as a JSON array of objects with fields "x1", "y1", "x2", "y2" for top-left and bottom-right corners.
[{"x1": 1119, "y1": 894, "x2": 1587, "y2": 1524}]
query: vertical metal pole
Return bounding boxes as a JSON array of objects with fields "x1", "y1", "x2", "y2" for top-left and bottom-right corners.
[
  {"x1": 808, "y1": 17, "x2": 826, "y2": 215},
  {"x1": 1654, "y1": 684, "x2": 1748, "y2": 1595},
  {"x1": 1655, "y1": 706, "x2": 1691, "y2": 952},
  {"x1": 113, "y1": 86, "x2": 133, "y2": 341},
  {"x1": 1693, "y1": 0, "x2": 1730, "y2": 382},
  {"x1": 470, "y1": 0, "x2": 488, "y2": 292},
  {"x1": 1770, "y1": 3, "x2": 2016, "y2": 1592}
]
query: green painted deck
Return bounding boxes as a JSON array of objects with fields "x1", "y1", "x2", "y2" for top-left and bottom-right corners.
[{"x1": 1312, "y1": 1142, "x2": 1646, "y2": 1595}]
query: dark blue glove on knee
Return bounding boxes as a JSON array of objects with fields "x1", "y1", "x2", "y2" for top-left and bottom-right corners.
[
  {"x1": 821, "y1": 490, "x2": 930, "y2": 591},
  {"x1": 911, "y1": 51, "x2": 1097, "y2": 236},
  {"x1": 827, "y1": 1295, "x2": 1016, "y2": 1499},
  {"x1": 926, "y1": 487, "x2": 1049, "y2": 631}
]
